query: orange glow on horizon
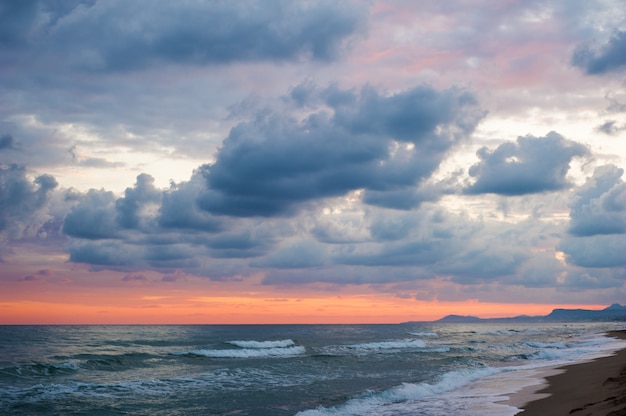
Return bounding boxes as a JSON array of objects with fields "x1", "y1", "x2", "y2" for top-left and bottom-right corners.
[{"x1": 0, "y1": 295, "x2": 608, "y2": 325}]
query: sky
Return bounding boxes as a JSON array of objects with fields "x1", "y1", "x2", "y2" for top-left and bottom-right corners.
[{"x1": 1, "y1": 0, "x2": 626, "y2": 324}]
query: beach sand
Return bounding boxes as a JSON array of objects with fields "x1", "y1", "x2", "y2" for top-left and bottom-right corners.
[{"x1": 517, "y1": 330, "x2": 626, "y2": 416}]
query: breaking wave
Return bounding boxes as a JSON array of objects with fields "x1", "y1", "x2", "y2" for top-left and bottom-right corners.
[
  {"x1": 348, "y1": 339, "x2": 427, "y2": 351},
  {"x1": 227, "y1": 339, "x2": 296, "y2": 349},
  {"x1": 295, "y1": 367, "x2": 501, "y2": 416},
  {"x1": 174, "y1": 339, "x2": 305, "y2": 358}
]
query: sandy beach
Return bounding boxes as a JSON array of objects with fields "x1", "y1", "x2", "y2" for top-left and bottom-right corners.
[{"x1": 518, "y1": 330, "x2": 626, "y2": 416}]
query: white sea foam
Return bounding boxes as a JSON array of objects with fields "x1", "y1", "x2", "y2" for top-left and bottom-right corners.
[
  {"x1": 524, "y1": 341, "x2": 568, "y2": 349},
  {"x1": 227, "y1": 339, "x2": 295, "y2": 349},
  {"x1": 54, "y1": 361, "x2": 80, "y2": 371},
  {"x1": 179, "y1": 345, "x2": 306, "y2": 358},
  {"x1": 348, "y1": 339, "x2": 426, "y2": 351},
  {"x1": 297, "y1": 330, "x2": 626, "y2": 416},
  {"x1": 296, "y1": 366, "x2": 501, "y2": 416}
]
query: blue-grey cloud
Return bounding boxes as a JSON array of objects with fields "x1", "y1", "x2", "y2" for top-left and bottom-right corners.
[
  {"x1": 568, "y1": 164, "x2": 626, "y2": 236},
  {"x1": 66, "y1": 238, "x2": 202, "y2": 270},
  {"x1": 572, "y1": 30, "x2": 626, "y2": 75},
  {"x1": 335, "y1": 240, "x2": 447, "y2": 267},
  {"x1": 441, "y1": 248, "x2": 527, "y2": 284},
  {"x1": 560, "y1": 235, "x2": 626, "y2": 268},
  {"x1": 12, "y1": 0, "x2": 366, "y2": 72},
  {"x1": 0, "y1": 134, "x2": 16, "y2": 150},
  {"x1": 158, "y1": 173, "x2": 223, "y2": 233},
  {"x1": 200, "y1": 84, "x2": 484, "y2": 217},
  {"x1": 0, "y1": 0, "x2": 40, "y2": 48},
  {"x1": 557, "y1": 165, "x2": 626, "y2": 275},
  {"x1": 250, "y1": 239, "x2": 326, "y2": 269},
  {"x1": 115, "y1": 173, "x2": 161, "y2": 230},
  {"x1": 465, "y1": 132, "x2": 589, "y2": 195},
  {"x1": 596, "y1": 120, "x2": 626, "y2": 135},
  {"x1": 0, "y1": 164, "x2": 57, "y2": 233},
  {"x1": 62, "y1": 189, "x2": 119, "y2": 239}
]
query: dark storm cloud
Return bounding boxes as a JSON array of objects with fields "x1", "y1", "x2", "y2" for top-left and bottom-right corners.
[
  {"x1": 0, "y1": 164, "x2": 58, "y2": 233},
  {"x1": 572, "y1": 30, "x2": 626, "y2": 75},
  {"x1": 16, "y1": 0, "x2": 365, "y2": 72},
  {"x1": 465, "y1": 132, "x2": 589, "y2": 196},
  {"x1": 200, "y1": 84, "x2": 484, "y2": 217}
]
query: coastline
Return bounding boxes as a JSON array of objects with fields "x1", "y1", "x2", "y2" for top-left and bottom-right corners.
[{"x1": 516, "y1": 330, "x2": 626, "y2": 415}]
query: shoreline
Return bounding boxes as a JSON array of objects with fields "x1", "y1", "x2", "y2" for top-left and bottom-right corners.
[{"x1": 515, "y1": 330, "x2": 626, "y2": 415}]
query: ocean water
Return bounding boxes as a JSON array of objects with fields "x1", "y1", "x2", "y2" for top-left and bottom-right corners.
[{"x1": 1, "y1": 322, "x2": 625, "y2": 415}]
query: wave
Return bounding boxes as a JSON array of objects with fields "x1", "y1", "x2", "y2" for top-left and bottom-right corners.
[
  {"x1": 516, "y1": 333, "x2": 624, "y2": 362},
  {"x1": 524, "y1": 341, "x2": 568, "y2": 349},
  {"x1": 348, "y1": 339, "x2": 426, "y2": 351},
  {"x1": 408, "y1": 331, "x2": 438, "y2": 337},
  {"x1": 295, "y1": 366, "x2": 500, "y2": 416},
  {"x1": 226, "y1": 339, "x2": 295, "y2": 349},
  {"x1": 174, "y1": 345, "x2": 306, "y2": 358},
  {"x1": 0, "y1": 366, "x2": 316, "y2": 413},
  {"x1": 0, "y1": 361, "x2": 80, "y2": 379},
  {"x1": 77, "y1": 352, "x2": 155, "y2": 371}
]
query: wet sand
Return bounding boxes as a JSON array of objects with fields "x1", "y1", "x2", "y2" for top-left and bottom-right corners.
[{"x1": 517, "y1": 330, "x2": 626, "y2": 416}]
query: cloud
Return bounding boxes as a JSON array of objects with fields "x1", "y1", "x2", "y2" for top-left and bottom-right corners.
[
  {"x1": 115, "y1": 173, "x2": 161, "y2": 230},
  {"x1": 572, "y1": 30, "x2": 626, "y2": 74},
  {"x1": 121, "y1": 273, "x2": 148, "y2": 282},
  {"x1": 59, "y1": 170, "x2": 289, "y2": 273},
  {"x1": 158, "y1": 172, "x2": 223, "y2": 233},
  {"x1": 560, "y1": 234, "x2": 626, "y2": 268},
  {"x1": 0, "y1": 134, "x2": 16, "y2": 150},
  {"x1": 0, "y1": 0, "x2": 41, "y2": 48},
  {"x1": 66, "y1": 239, "x2": 202, "y2": 270},
  {"x1": 567, "y1": 164, "x2": 626, "y2": 236},
  {"x1": 250, "y1": 239, "x2": 326, "y2": 269},
  {"x1": 596, "y1": 120, "x2": 626, "y2": 135},
  {"x1": 77, "y1": 157, "x2": 125, "y2": 168},
  {"x1": 199, "y1": 83, "x2": 484, "y2": 217},
  {"x1": 14, "y1": 0, "x2": 366, "y2": 72},
  {"x1": 0, "y1": 164, "x2": 58, "y2": 237},
  {"x1": 558, "y1": 165, "x2": 626, "y2": 273},
  {"x1": 62, "y1": 189, "x2": 119, "y2": 239},
  {"x1": 19, "y1": 269, "x2": 54, "y2": 282},
  {"x1": 465, "y1": 132, "x2": 589, "y2": 195}
]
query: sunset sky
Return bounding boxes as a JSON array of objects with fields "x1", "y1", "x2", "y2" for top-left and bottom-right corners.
[{"x1": 1, "y1": 0, "x2": 626, "y2": 324}]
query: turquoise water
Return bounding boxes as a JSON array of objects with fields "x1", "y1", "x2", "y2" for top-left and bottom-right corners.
[{"x1": 1, "y1": 322, "x2": 624, "y2": 415}]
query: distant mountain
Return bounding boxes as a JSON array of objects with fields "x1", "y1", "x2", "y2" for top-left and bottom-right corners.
[
  {"x1": 435, "y1": 315, "x2": 484, "y2": 324},
  {"x1": 433, "y1": 304, "x2": 626, "y2": 323}
]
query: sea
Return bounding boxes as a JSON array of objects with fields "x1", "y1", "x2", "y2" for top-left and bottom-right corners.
[{"x1": 1, "y1": 322, "x2": 625, "y2": 416}]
